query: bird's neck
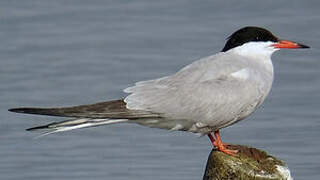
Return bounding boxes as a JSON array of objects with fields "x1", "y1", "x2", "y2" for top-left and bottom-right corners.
[{"x1": 230, "y1": 41, "x2": 277, "y2": 74}]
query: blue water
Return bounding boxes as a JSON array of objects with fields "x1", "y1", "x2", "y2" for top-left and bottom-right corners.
[{"x1": 1, "y1": 0, "x2": 320, "y2": 179}]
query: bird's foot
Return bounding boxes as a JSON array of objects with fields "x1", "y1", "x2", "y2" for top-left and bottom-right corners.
[
  {"x1": 208, "y1": 130, "x2": 238, "y2": 156},
  {"x1": 215, "y1": 142, "x2": 238, "y2": 156}
]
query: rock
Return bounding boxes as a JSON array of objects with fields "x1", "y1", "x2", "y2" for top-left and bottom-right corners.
[{"x1": 203, "y1": 144, "x2": 292, "y2": 180}]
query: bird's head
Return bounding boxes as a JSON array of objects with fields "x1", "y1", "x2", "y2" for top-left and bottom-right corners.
[{"x1": 222, "y1": 26, "x2": 309, "y2": 57}]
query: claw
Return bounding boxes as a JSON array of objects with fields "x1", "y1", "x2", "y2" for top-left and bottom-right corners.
[{"x1": 217, "y1": 145, "x2": 238, "y2": 155}]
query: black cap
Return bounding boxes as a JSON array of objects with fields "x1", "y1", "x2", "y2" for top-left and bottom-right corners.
[{"x1": 222, "y1": 26, "x2": 279, "y2": 52}]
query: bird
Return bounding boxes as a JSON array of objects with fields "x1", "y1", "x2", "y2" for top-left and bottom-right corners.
[{"x1": 9, "y1": 26, "x2": 309, "y2": 155}]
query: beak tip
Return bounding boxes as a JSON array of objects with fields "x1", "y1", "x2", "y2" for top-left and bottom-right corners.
[{"x1": 299, "y1": 44, "x2": 310, "y2": 49}]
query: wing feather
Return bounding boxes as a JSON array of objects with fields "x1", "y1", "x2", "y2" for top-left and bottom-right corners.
[{"x1": 9, "y1": 99, "x2": 160, "y2": 119}]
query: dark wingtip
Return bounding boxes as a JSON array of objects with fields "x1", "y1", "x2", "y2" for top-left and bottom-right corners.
[
  {"x1": 8, "y1": 107, "x2": 58, "y2": 116},
  {"x1": 26, "y1": 125, "x2": 49, "y2": 131},
  {"x1": 8, "y1": 107, "x2": 43, "y2": 114},
  {"x1": 8, "y1": 108, "x2": 27, "y2": 113}
]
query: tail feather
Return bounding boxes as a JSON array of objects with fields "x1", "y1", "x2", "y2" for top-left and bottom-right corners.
[
  {"x1": 26, "y1": 118, "x2": 90, "y2": 131},
  {"x1": 26, "y1": 118, "x2": 128, "y2": 136}
]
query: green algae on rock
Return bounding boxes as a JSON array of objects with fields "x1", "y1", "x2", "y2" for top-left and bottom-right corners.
[{"x1": 203, "y1": 144, "x2": 292, "y2": 180}]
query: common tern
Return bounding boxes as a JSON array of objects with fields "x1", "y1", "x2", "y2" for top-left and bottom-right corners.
[{"x1": 9, "y1": 26, "x2": 309, "y2": 155}]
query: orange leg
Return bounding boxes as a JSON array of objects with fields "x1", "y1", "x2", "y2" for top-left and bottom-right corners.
[
  {"x1": 208, "y1": 130, "x2": 238, "y2": 155},
  {"x1": 208, "y1": 133, "x2": 217, "y2": 146}
]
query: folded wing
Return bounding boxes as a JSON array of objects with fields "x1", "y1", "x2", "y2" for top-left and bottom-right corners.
[{"x1": 9, "y1": 99, "x2": 160, "y2": 119}]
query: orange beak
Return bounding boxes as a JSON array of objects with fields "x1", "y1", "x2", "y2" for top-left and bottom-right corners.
[{"x1": 272, "y1": 40, "x2": 310, "y2": 49}]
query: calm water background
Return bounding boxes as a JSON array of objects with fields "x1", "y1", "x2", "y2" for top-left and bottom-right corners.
[{"x1": 1, "y1": 1, "x2": 320, "y2": 179}]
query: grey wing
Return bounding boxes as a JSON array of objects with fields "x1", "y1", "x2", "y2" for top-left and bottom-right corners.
[{"x1": 124, "y1": 54, "x2": 262, "y2": 131}]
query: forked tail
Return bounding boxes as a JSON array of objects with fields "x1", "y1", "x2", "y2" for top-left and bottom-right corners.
[{"x1": 26, "y1": 118, "x2": 128, "y2": 137}]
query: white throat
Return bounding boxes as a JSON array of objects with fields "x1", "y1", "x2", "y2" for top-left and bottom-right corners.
[
  {"x1": 229, "y1": 41, "x2": 277, "y2": 74},
  {"x1": 231, "y1": 41, "x2": 279, "y2": 59}
]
